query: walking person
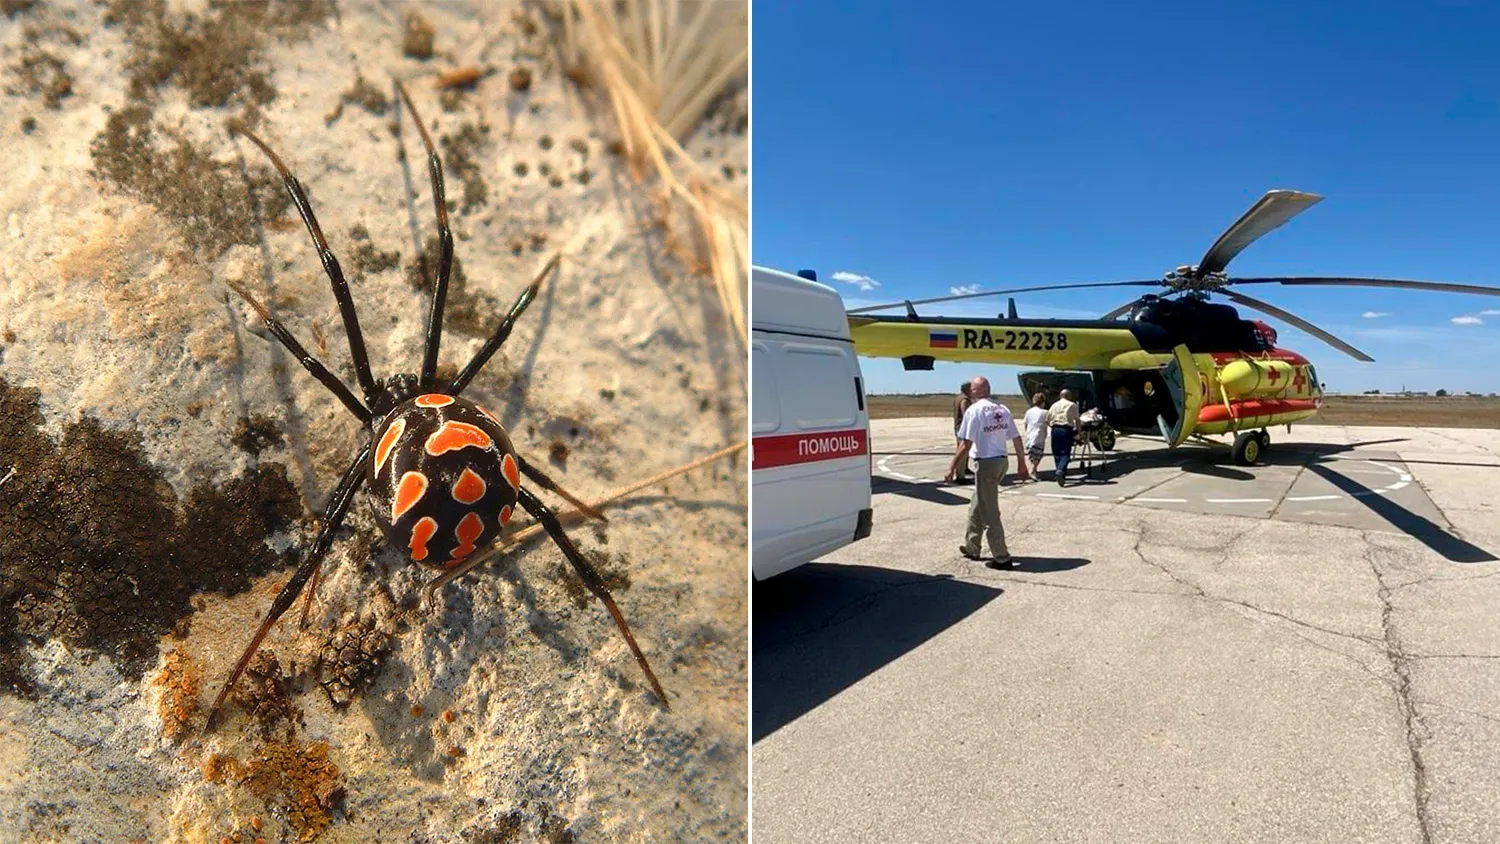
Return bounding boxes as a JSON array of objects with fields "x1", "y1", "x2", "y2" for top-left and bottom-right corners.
[
  {"x1": 1022, "y1": 391, "x2": 1048, "y2": 481},
  {"x1": 951, "y1": 382, "x2": 974, "y2": 484},
  {"x1": 1047, "y1": 388, "x2": 1081, "y2": 486},
  {"x1": 945, "y1": 377, "x2": 1029, "y2": 567}
]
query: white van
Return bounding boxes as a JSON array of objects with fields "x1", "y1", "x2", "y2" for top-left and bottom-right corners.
[{"x1": 751, "y1": 265, "x2": 873, "y2": 580}]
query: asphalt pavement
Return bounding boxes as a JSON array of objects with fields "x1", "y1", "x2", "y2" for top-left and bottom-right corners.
[{"x1": 753, "y1": 418, "x2": 1500, "y2": 843}]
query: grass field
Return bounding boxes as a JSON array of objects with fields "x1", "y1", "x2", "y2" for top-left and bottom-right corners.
[{"x1": 870, "y1": 394, "x2": 1500, "y2": 428}]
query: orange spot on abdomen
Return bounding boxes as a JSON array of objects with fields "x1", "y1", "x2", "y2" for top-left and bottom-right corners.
[
  {"x1": 450, "y1": 512, "x2": 484, "y2": 560},
  {"x1": 425, "y1": 421, "x2": 493, "y2": 456},
  {"x1": 501, "y1": 452, "x2": 520, "y2": 493},
  {"x1": 374, "y1": 418, "x2": 406, "y2": 478},
  {"x1": 451, "y1": 468, "x2": 487, "y2": 504},
  {"x1": 415, "y1": 393, "x2": 454, "y2": 407},
  {"x1": 392, "y1": 471, "x2": 429, "y2": 521},
  {"x1": 409, "y1": 516, "x2": 439, "y2": 561}
]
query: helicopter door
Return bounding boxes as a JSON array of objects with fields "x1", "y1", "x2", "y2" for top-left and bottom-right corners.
[
  {"x1": 1017, "y1": 371, "x2": 1098, "y2": 410},
  {"x1": 1157, "y1": 344, "x2": 1204, "y2": 448}
]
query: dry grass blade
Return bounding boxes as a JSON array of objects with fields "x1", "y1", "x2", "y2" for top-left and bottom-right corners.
[{"x1": 547, "y1": 0, "x2": 748, "y2": 365}]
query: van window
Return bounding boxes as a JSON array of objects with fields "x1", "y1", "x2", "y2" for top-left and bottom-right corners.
[
  {"x1": 783, "y1": 343, "x2": 857, "y2": 429},
  {"x1": 751, "y1": 342, "x2": 781, "y2": 433}
]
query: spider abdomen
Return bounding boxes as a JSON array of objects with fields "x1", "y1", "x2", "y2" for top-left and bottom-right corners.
[{"x1": 367, "y1": 393, "x2": 519, "y2": 569}]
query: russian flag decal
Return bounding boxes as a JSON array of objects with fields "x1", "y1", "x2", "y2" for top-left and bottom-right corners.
[{"x1": 929, "y1": 331, "x2": 958, "y2": 348}]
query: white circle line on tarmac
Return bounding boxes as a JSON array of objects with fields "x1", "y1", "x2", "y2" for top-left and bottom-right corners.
[
  {"x1": 874, "y1": 454, "x2": 1417, "y2": 505},
  {"x1": 1205, "y1": 498, "x2": 1273, "y2": 504}
]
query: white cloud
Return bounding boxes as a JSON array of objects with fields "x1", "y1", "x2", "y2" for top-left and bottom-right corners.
[
  {"x1": 950, "y1": 284, "x2": 982, "y2": 296},
  {"x1": 829, "y1": 271, "x2": 880, "y2": 292},
  {"x1": 1452, "y1": 315, "x2": 1484, "y2": 326},
  {"x1": 1362, "y1": 311, "x2": 1390, "y2": 319},
  {"x1": 1481, "y1": 309, "x2": 1500, "y2": 316}
]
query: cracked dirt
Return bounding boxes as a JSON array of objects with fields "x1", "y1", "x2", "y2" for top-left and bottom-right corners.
[{"x1": 753, "y1": 418, "x2": 1500, "y2": 843}]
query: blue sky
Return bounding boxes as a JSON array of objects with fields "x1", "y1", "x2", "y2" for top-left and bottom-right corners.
[{"x1": 751, "y1": 0, "x2": 1500, "y2": 394}]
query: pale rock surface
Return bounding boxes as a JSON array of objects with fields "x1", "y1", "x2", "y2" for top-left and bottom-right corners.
[{"x1": 0, "y1": 1, "x2": 747, "y2": 841}]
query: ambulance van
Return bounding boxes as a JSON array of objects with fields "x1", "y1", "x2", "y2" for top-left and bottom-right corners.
[{"x1": 751, "y1": 265, "x2": 873, "y2": 580}]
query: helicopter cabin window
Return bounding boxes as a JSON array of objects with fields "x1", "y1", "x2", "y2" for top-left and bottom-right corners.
[{"x1": 1245, "y1": 321, "x2": 1270, "y2": 352}]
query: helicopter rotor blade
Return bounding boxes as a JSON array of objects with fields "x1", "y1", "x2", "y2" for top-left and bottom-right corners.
[
  {"x1": 1198, "y1": 190, "x2": 1324, "y2": 275},
  {"x1": 1220, "y1": 289, "x2": 1374, "y2": 362},
  {"x1": 1232, "y1": 276, "x2": 1500, "y2": 297},
  {"x1": 1101, "y1": 299, "x2": 1139, "y2": 320},
  {"x1": 844, "y1": 280, "x2": 1161, "y2": 315}
]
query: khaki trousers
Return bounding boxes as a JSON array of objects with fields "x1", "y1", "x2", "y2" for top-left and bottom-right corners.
[{"x1": 964, "y1": 455, "x2": 1009, "y2": 558}]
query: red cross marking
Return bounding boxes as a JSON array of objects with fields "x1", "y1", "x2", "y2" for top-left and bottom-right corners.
[
  {"x1": 1266, "y1": 365, "x2": 1281, "y2": 383},
  {"x1": 1292, "y1": 368, "x2": 1307, "y2": 391}
]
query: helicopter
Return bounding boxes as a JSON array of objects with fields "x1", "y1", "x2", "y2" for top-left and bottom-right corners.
[{"x1": 843, "y1": 190, "x2": 1500, "y2": 465}]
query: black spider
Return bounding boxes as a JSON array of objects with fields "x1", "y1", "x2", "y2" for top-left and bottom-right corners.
[{"x1": 205, "y1": 80, "x2": 666, "y2": 728}]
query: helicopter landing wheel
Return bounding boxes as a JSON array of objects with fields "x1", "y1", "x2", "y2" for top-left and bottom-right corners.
[
  {"x1": 1258, "y1": 429, "x2": 1270, "y2": 451},
  {"x1": 1232, "y1": 431, "x2": 1262, "y2": 466}
]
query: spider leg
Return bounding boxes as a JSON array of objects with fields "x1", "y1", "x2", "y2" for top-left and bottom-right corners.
[
  {"x1": 205, "y1": 444, "x2": 371, "y2": 731},
  {"x1": 393, "y1": 79, "x2": 453, "y2": 389},
  {"x1": 514, "y1": 454, "x2": 606, "y2": 521},
  {"x1": 229, "y1": 121, "x2": 380, "y2": 404},
  {"x1": 516, "y1": 487, "x2": 669, "y2": 709},
  {"x1": 226, "y1": 283, "x2": 371, "y2": 424},
  {"x1": 297, "y1": 553, "x2": 326, "y2": 630},
  {"x1": 448, "y1": 252, "x2": 561, "y2": 395}
]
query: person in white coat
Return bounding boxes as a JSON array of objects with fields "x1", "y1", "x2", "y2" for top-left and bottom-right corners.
[{"x1": 1022, "y1": 392, "x2": 1048, "y2": 481}]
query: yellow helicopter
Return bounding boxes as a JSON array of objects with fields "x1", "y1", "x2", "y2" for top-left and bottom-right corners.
[{"x1": 845, "y1": 190, "x2": 1500, "y2": 464}]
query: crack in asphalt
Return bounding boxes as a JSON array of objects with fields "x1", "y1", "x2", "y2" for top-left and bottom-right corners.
[
  {"x1": 1268, "y1": 457, "x2": 1312, "y2": 521},
  {"x1": 1390, "y1": 565, "x2": 1500, "y2": 592},
  {"x1": 1126, "y1": 523, "x2": 1382, "y2": 647},
  {"x1": 1369, "y1": 546, "x2": 1434, "y2": 844},
  {"x1": 1415, "y1": 699, "x2": 1500, "y2": 727}
]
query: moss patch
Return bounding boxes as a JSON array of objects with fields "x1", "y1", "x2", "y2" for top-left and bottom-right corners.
[
  {"x1": 108, "y1": 0, "x2": 334, "y2": 109},
  {"x1": 347, "y1": 223, "x2": 401, "y2": 282},
  {"x1": 440, "y1": 122, "x2": 491, "y2": 213},
  {"x1": 315, "y1": 617, "x2": 389, "y2": 707},
  {"x1": 0, "y1": 377, "x2": 304, "y2": 695},
  {"x1": 5, "y1": 43, "x2": 73, "y2": 109},
  {"x1": 232, "y1": 413, "x2": 284, "y2": 456},
  {"x1": 404, "y1": 234, "x2": 492, "y2": 337},
  {"x1": 89, "y1": 104, "x2": 292, "y2": 256}
]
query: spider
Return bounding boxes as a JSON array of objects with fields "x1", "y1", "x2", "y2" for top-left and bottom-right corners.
[{"x1": 204, "y1": 80, "x2": 666, "y2": 728}]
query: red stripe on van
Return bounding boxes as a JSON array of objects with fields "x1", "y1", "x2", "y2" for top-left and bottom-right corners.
[{"x1": 753, "y1": 429, "x2": 869, "y2": 469}]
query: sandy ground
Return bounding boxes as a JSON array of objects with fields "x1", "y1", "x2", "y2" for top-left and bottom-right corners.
[
  {"x1": 754, "y1": 417, "x2": 1500, "y2": 843},
  {"x1": 0, "y1": 2, "x2": 746, "y2": 842}
]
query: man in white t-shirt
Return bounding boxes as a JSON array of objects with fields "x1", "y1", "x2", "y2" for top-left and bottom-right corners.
[{"x1": 944, "y1": 376, "x2": 1029, "y2": 567}]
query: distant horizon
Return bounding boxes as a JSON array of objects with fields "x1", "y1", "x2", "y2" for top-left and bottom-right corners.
[
  {"x1": 754, "y1": 1, "x2": 1500, "y2": 395},
  {"x1": 868, "y1": 390, "x2": 1500, "y2": 397}
]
